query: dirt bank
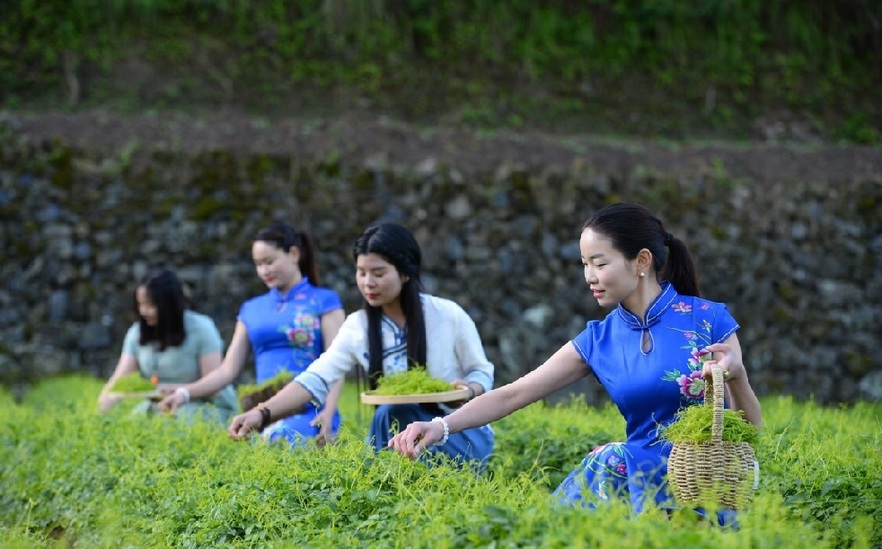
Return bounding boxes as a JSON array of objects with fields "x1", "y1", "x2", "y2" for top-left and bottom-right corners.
[{"x1": 7, "y1": 109, "x2": 882, "y2": 183}]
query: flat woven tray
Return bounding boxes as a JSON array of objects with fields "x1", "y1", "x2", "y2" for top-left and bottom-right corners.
[
  {"x1": 108, "y1": 390, "x2": 162, "y2": 401},
  {"x1": 360, "y1": 387, "x2": 469, "y2": 405}
]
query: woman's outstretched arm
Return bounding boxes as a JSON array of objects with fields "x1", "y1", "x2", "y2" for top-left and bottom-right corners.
[
  {"x1": 227, "y1": 378, "x2": 315, "y2": 439},
  {"x1": 157, "y1": 320, "x2": 250, "y2": 411},
  {"x1": 389, "y1": 341, "x2": 589, "y2": 458}
]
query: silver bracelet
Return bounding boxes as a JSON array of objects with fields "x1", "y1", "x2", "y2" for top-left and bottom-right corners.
[
  {"x1": 431, "y1": 417, "x2": 449, "y2": 446},
  {"x1": 175, "y1": 386, "x2": 191, "y2": 403}
]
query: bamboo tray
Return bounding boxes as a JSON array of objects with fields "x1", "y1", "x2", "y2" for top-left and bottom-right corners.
[
  {"x1": 360, "y1": 387, "x2": 469, "y2": 405},
  {"x1": 108, "y1": 390, "x2": 162, "y2": 401}
]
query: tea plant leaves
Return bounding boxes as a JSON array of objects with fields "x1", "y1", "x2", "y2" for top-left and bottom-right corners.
[
  {"x1": 1, "y1": 376, "x2": 879, "y2": 547},
  {"x1": 372, "y1": 367, "x2": 454, "y2": 396}
]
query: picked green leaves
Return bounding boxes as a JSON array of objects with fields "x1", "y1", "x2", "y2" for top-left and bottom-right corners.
[
  {"x1": 110, "y1": 372, "x2": 155, "y2": 393},
  {"x1": 372, "y1": 367, "x2": 453, "y2": 396},
  {"x1": 661, "y1": 403, "x2": 760, "y2": 445}
]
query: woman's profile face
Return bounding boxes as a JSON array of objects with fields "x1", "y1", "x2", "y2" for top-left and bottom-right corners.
[
  {"x1": 136, "y1": 286, "x2": 159, "y2": 326},
  {"x1": 252, "y1": 240, "x2": 299, "y2": 292},
  {"x1": 356, "y1": 253, "x2": 407, "y2": 311},
  {"x1": 580, "y1": 229, "x2": 640, "y2": 308}
]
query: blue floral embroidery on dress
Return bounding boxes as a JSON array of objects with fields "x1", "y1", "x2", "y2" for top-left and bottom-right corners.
[
  {"x1": 661, "y1": 300, "x2": 715, "y2": 402},
  {"x1": 562, "y1": 443, "x2": 632, "y2": 503},
  {"x1": 278, "y1": 313, "x2": 320, "y2": 348}
]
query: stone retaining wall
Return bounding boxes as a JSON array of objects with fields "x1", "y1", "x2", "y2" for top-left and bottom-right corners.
[{"x1": 1, "y1": 121, "x2": 880, "y2": 403}]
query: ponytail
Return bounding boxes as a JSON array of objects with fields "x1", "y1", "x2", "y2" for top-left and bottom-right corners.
[
  {"x1": 296, "y1": 230, "x2": 321, "y2": 286},
  {"x1": 660, "y1": 235, "x2": 700, "y2": 296}
]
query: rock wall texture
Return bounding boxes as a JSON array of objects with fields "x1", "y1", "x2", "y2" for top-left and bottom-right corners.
[{"x1": 1, "y1": 115, "x2": 881, "y2": 404}]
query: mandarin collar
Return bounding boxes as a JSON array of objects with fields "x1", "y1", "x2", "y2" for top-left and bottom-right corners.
[
  {"x1": 271, "y1": 277, "x2": 309, "y2": 303},
  {"x1": 615, "y1": 281, "x2": 678, "y2": 331}
]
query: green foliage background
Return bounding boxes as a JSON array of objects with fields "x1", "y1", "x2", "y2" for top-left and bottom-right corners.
[
  {"x1": 1, "y1": 376, "x2": 879, "y2": 547},
  {"x1": 1, "y1": 0, "x2": 879, "y2": 141}
]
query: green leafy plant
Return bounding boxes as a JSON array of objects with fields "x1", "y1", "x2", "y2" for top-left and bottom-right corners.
[
  {"x1": 1, "y1": 1, "x2": 879, "y2": 141},
  {"x1": 110, "y1": 372, "x2": 156, "y2": 393},
  {"x1": 1, "y1": 375, "x2": 880, "y2": 547},
  {"x1": 371, "y1": 367, "x2": 453, "y2": 396},
  {"x1": 661, "y1": 402, "x2": 760, "y2": 445}
]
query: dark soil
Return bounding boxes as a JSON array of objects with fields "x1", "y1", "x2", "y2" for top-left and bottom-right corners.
[{"x1": 5, "y1": 108, "x2": 882, "y2": 183}]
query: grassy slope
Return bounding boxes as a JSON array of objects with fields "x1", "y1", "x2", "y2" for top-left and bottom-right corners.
[{"x1": 2, "y1": 1, "x2": 879, "y2": 144}]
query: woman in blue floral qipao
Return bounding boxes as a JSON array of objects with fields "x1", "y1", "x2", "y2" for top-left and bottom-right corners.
[
  {"x1": 390, "y1": 202, "x2": 763, "y2": 519},
  {"x1": 158, "y1": 223, "x2": 345, "y2": 446}
]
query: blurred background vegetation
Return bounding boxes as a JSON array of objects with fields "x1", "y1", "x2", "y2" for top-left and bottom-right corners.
[{"x1": 1, "y1": 0, "x2": 880, "y2": 142}]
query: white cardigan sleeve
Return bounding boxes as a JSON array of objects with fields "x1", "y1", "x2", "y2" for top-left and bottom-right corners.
[
  {"x1": 451, "y1": 303, "x2": 495, "y2": 392},
  {"x1": 423, "y1": 295, "x2": 495, "y2": 392}
]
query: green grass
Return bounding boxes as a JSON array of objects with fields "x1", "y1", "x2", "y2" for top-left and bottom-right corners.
[
  {"x1": 1, "y1": 1, "x2": 879, "y2": 143},
  {"x1": 1, "y1": 375, "x2": 879, "y2": 547}
]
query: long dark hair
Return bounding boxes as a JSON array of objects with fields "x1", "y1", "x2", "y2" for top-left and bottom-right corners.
[
  {"x1": 136, "y1": 268, "x2": 188, "y2": 350},
  {"x1": 582, "y1": 203, "x2": 701, "y2": 296},
  {"x1": 254, "y1": 222, "x2": 322, "y2": 286},
  {"x1": 353, "y1": 223, "x2": 426, "y2": 389}
]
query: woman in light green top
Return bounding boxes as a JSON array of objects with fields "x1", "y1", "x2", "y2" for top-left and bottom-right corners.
[{"x1": 98, "y1": 268, "x2": 238, "y2": 424}]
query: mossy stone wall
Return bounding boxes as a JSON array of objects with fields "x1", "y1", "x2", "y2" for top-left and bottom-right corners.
[{"x1": 1, "y1": 124, "x2": 880, "y2": 404}]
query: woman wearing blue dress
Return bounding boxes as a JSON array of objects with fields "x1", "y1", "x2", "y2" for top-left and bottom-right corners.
[
  {"x1": 227, "y1": 223, "x2": 496, "y2": 469},
  {"x1": 159, "y1": 223, "x2": 345, "y2": 446},
  {"x1": 389, "y1": 202, "x2": 762, "y2": 518}
]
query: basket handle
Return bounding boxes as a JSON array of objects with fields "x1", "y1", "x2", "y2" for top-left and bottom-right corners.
[{"x1": 711, "y1": 364, "x2": 725, "y2": 443}]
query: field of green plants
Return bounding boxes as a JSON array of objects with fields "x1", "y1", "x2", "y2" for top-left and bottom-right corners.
[{"x1": 1, "y1": 375, "x2": 879, "y2": 548}]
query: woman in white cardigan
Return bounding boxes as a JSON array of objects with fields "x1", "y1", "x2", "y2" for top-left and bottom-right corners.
[{"x1": 228, "y1": 223, "x2": 495, "y2": 468}]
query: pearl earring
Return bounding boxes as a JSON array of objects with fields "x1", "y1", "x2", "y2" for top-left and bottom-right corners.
[{"x1": 639, "y1": 272, "x2": 645, "y2": 278}]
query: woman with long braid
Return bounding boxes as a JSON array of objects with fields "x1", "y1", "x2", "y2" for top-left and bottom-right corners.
[{"x1": 227, "y1": 223, "x2": 495, "y2": 468}]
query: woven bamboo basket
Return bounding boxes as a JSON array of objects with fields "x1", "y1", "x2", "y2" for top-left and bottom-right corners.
[
  {"x1": 667, "y1": 365, "x2": 757, "y2": 510},
  {"x1": 238, "y1": 375, "x2": 292, "y2": 412}
]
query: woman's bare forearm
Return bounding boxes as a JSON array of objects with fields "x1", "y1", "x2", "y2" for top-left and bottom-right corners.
[
  {"x1": 727, "y1": 376, "x2": 763, "y2": 428},
  {"x1": 446, "y1": 343, "x2": 588, "y2": 434},
  {"x1": 257, "y1": 380, "x2": 313, "y2": 419}
]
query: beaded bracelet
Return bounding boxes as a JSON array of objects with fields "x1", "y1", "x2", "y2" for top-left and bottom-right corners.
[
  {"x1": 256, "y1": 402, "x2": 273, "y2": 429},
  {"x1": 431, "y1": 417, "x2": 449, "y2": 446},
  {"x1": 174, "y1": 386, "x2": 191, "y2": 403}
]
